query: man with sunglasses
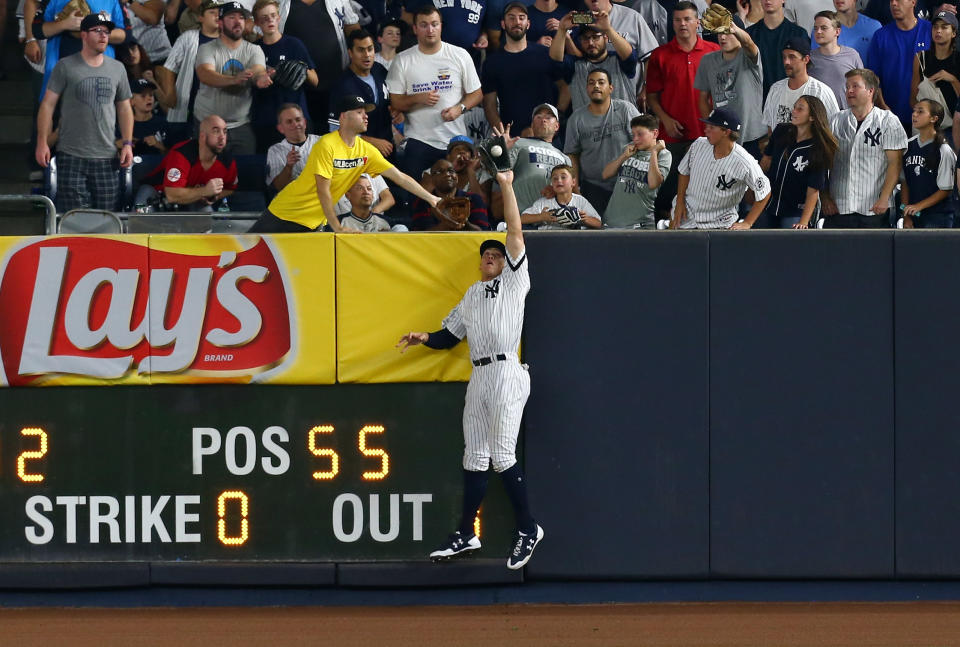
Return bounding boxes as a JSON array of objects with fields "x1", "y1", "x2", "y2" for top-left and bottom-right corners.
[
  {"x1": 36, "y1": 12, "x2": 133, "y2": 212},
  {"x1": 411, "y1": 158, "x2": 489, "y2": 230}
]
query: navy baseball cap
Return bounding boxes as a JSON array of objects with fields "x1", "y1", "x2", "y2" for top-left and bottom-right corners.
[
  {"x1": 337, "y1": 94, "x2": 376, "y2": 113},
  {"x1": 700, "y1": 107, "x2": 741, "y2": 132},
  {"x1": 130, "y1": 78, "x2": 156, "y2": 93},
  {"x1": 81, "y1": 12, "x2": 115, "y2": 31},
  {"x1": 480, "y1": 239, "x2": 506, "y2": 257},
  {"x1": 219, "y1": 1, "x2": 250, "y2": 18},
  {"x1": 783, "y1": 36, "x2": 811, "y2": 57},
  {"x1": 502, "y1": 1, "x2": 528, "y2": 17},
  {"x1": 934, "y1": 10, "x2": 959, "y2": 28}
]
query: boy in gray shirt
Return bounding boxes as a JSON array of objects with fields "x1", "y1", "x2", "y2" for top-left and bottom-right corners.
[
  {"x1": 601, "y1": 114, "x2": 672, "y2": 229},
  {"x1": 36, "y1": 13, "x2": 133, "y2": 212},
  {"x1": 694, "y1": 20, "x2": 765, "y2": 155}
]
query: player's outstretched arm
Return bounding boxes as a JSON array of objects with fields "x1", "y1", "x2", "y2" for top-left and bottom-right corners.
[
  {"x1": 396, "y1": 332, "x2": 429, "y2": 353},
  {"x1": 496, "y1": 170, "x2": 523, "y2": 259}
]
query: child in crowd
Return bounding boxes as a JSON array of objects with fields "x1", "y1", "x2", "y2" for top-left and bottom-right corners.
[
  {"x1": 522, "y1": 164, "x2": 602, "y2": 230},
  {"x1": 601, "y1": 114, "x2": 672, "y2": 229}
]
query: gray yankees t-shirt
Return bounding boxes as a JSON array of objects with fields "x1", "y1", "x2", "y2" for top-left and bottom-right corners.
[
  {"x1": 194, "y1": 38, "x2": 266, "y2": 127},
  {"x1": 564, "y1": 99, "x2": 640, "y2": 190},
  {"x1": 47, "y1": 54, "x2": 131, "y2": 159},
  {"x1": 510, "y1": 138, "x2": 571, "y2": 213},
  {"x1": 693, "y1": 49, "x2": 765, "y2": 143},
  {"x1": 603, "y1": 148, "x2": 672, "y2": 228}
]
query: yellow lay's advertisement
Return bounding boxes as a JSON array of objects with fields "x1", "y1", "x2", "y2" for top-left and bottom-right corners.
[
  {"x1": 0, "y1": 234, "x2": 335, "y2": 386},
  {"x1": 335, "y1": 232, "x2": 507, "y2": 383}
]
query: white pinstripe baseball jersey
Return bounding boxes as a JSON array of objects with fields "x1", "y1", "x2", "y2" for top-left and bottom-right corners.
[
  {"x1": 442, "y1": 247, "x2": 531, "y2": 473},
  {"x1": 675, "y1": 137, "x2": 771, "y2": 229},
  {"x1": 442, "y1": 247, "x2": 529, "y2": 362},
  {"x1": 829, "y1": 106, "x2": 908, "y2": 215}
]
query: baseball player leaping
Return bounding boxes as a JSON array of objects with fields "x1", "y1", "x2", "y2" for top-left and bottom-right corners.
[{"x1": 396, "y1": 169, "x2": 543, "y2": 571}]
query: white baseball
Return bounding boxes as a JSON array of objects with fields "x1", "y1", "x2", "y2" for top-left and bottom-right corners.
[{"x1": 490, "y1": 145, "x2": 503, "y2": 157}]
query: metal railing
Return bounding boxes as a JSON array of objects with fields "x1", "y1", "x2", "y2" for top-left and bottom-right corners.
[{"x1": 0, "y1": 194, "x2": 57, "y2": 234}]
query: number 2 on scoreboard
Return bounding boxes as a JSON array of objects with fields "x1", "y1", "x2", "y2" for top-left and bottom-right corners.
[{"x1": 17, "y1": 427, "x2": 48, "y2": 483}]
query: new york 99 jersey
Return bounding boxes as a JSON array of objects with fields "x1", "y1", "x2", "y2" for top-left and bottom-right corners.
[{"x1": 442, "y1": 248, "x2": 530, "y2": 361}]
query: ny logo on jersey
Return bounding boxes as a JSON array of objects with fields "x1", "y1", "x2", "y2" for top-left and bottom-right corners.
[
  {"x1": 863, "y1": 127, "x2": 882, "y2": 147},
  {"x1": 792, "y1": 156, "x2": 809, "y2": 173},
  {"x1": 484, "y1": 279, "x2": 501, "y2": 298},
  {"x1": 716, "y1": 174, "x2": 736, "y2": 190}
]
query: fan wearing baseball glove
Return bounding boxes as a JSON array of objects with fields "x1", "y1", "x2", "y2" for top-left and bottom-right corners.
[
  {"x1": 520, "y1": 164, "x2": 602, "y2": 230},
  {"x1": 701, "y1": 3, "x2": 732, "y2": 33},
  {"x1": 55, "y1": 0, "x2": 91, "y2": 23},
  {"x1": 411, "y1": 159, "x2": 490, "y2": 231}
]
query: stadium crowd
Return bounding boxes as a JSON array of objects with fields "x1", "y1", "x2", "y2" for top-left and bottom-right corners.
[{"x1": 18, "y1": 0, "x2": 960, "y2": 229}]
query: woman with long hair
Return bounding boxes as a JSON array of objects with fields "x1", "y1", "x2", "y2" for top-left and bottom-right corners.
[
  {"x1": 910, "y1": 11, "x2": 959, "y2": 146},
  {"x1": 117, "y1": 41, "x2": 172, "y2": 109},
  {"x1": 901, "y1": 99, "x2": 957, "y2": 228},
  {"x1": 760, "y1": 94, "x2": 838, "y2": 229}
]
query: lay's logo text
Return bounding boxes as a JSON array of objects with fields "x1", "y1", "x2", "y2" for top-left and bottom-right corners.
[{"x1": 0, "y1": 237, "x2": 295, "y2": 386}]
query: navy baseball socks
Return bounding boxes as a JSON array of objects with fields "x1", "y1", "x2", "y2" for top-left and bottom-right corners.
[
  {"x1": 430, "y1": 466, "x2": 544, "y2": 568},
  {"x1": 429, "y1": 469, "x2": 489, "y2": 561},
  {"x1": 500, "y1": 464, "x2": 544, "y2": 570}
]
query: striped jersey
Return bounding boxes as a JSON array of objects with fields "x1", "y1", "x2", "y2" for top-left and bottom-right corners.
[
  {"x1": 442, "y1": 247, "x2": 529, "y2": 362},
  {"x1": 677, "y1": 137, "x2": 771, "y2": 229},
  {"x1": 829, "y1": 106, "x2": 908, "y2": 215}
]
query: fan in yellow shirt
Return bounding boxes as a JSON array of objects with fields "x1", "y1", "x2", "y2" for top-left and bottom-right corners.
[{"x1": 250, "y1": 95, "x2": 440, "y2": 232}]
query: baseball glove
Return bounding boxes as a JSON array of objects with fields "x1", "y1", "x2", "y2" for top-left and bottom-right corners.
[
  {"x1": 552, "y1": 204, "x2": 583, "y2": 228},
  {"x1": 273, "y1": 59, "x2": 309, "y2": 91},
  {"x1": 56, "y1": 0, "x2": 91, "y2": 22},
  {"x1": 701, "y1": 3, "x2": 733, "y2": 33},
  {"x1": 476, "y1": 136, "x2": 511, "y2": 177},
  {"x1": 434, "y1": 196, "x2": 472, "y2": 230}
]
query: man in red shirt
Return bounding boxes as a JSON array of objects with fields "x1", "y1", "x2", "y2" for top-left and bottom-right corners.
[
  {"x1": 140, "y1": 114, "x2": 239, "y2": 210},
  {"x1": 646, "y1": 1, "x2": 718, "y2": 221}
]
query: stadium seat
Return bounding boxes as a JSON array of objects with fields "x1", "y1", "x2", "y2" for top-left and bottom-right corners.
[{"x1": 58, "y1": 209, "x2": 124, "y2": 234}]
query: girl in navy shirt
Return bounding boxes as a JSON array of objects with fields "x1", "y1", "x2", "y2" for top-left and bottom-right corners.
[
  {"x1": 901, "y1": 99, "x2": 957, "y2": 228},
  {"x1": 761, "y1": 94, "x2": 837, "y2": 229}
]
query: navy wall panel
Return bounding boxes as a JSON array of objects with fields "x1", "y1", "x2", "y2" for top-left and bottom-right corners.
[
  {"x1": 523, "y1": 232, "x2": 710, "y2": 578},
  {"x1": 709, "y1": 232, "x2": 895, "y2": 577},
  {"x1": 895, "y1": 233, "x2": 960, "y2": 576}
]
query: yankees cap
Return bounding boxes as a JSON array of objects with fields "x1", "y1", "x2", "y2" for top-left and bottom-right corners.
[
  {"x1": 480, "y1": 239, "x2": 506, "y2": 257},
  {"x1": 783, "y1": 36, "x2": 811, "y2": 57},
  {"x1": 219, "y1": 1, "x2": 250, "y2": 18},
  {"x1": 934, "y1": 10, "x2": 959, "y2": 28},
  {"x1": 700, "y1": 107, "x2": 741, "y2": 132},
  {"x1": 81, "y1": 12, "x2": 115, "y2": 31},
  {"x1": 130, "y1": 78, "x2": 157, "y2": 93},
  {"x1": 337, "y1": 94, "x2": 376, "y2": 113}
]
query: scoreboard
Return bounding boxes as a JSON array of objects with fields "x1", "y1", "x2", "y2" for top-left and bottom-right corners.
[{"x1": 0, "y1": 383, "x2": 514, "y2": 563}]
